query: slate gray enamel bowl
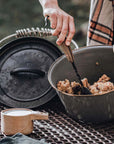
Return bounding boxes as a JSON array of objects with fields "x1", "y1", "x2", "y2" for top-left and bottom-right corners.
[{"x1": 48, "y1": 45, "x2": 114, "y2": 123}]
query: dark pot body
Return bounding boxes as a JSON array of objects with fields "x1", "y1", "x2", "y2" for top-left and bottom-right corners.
[{"x1": 48, "y1": 45, "x2": 114, "y2": 123}]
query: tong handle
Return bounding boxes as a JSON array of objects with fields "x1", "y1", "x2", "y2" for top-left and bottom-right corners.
[{"x1": 61, "y1": 42, "x2": 74, "y2": 63}]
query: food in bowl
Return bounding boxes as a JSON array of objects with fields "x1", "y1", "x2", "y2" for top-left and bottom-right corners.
[{"x1": 57, "y1": 74, "x2": 114, "y2": 95}]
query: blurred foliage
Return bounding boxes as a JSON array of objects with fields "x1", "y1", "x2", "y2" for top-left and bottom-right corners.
[{"x1": 0, "y1": 0, "x2": 90, "y2": 47}]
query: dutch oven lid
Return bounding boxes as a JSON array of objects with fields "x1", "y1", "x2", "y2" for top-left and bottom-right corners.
[{"x1": 0, "y1": 37, "x2": 62, "y2": 108}]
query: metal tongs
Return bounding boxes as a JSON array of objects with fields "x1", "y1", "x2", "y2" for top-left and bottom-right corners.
[
  {"x1": 60, "y1": 42, "x2": 91, "y2": 95},
  {"x1": 44, "y1": 16, "x2": 91, "y2": 94}
]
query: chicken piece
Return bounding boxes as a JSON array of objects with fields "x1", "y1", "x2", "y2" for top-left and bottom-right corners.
[
  {"x1": 94, "y1": 82, "x2": 105, "y2": 91},
  {"x1": 57, "y1": 79, "x2": 70, "y2": 92},
  {"x1": 82, "y1": 78, "x2": 90, "y2": 88},
  {"x1": 97, "y1": 82, "x2": 114, "y2": 92},
  {"x1": 67, "y1": 87, "x2": 73, "y2": 94},
  {"x1": 71, "y1": 81, "x2": 81, "y2": 94},
  {"x1": 71, "y1": 81, "x2": 80, "y2": 87},
  {"x1": 57, "y1": 79, "x2": 73, "y2": 94},
  {"x1": 89, "y1": 85, "x2": 99, "y2": 94},
  {"x1": 97, "y1": 74, "x2": 110, "y2": 83},
  {"x1": 104, "y1": 82, "x2": 114, "y2": 91},
  {"x1": 90, "y1": 81, "x2": 114, "y2": 94}
]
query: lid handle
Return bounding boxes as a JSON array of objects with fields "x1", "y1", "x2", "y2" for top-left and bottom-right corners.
[
  {"x1": 10, "y1": 68, "x2": 45, "y2": 78},
  {"x1": 30, "y1": 111, "x2": 48, "y2": 120}
]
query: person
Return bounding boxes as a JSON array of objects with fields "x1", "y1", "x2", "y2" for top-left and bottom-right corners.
[{"x1": 39, "y1": 0, "x2": 114, "y2": 46}]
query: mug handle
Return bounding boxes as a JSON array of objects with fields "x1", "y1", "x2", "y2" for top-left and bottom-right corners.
[{"x1": 30, "y1": 111, "x2": 48, "y2": 120}]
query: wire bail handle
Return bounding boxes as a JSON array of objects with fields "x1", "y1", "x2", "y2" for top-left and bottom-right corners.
[{"x1": 0, "y1": 27, "x2": 79, "y2": 49}]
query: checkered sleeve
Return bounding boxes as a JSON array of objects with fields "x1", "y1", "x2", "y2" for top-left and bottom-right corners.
[{"x1": 87, "y1": 0, "x2": 114, "y2": 46}]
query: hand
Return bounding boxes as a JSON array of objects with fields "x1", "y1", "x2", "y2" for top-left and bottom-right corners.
[{"x1": 43, "y1": 7, "x2": 76, "y2": 46}]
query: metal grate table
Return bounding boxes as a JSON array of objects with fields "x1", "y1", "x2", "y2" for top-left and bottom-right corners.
[{"x1": 0, "y1": 97, "x2": 114, "y2": 144}]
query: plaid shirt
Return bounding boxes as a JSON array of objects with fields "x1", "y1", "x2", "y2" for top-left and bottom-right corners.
[{"x1": 87, "y1": 0, "x2": 114, "y2": 46}]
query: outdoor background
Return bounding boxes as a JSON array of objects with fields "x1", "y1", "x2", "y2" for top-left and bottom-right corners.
[{"x1": 0, "y1": 0, "x2": 90, "y2": 47}]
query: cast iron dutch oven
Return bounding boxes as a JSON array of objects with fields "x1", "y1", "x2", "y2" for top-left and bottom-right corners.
[
  {"x1": 0, "y1": 28, "x2": 64, "y2": 108},
  {"x1": 48, "y1": 45, "x2": 114, "y2": 123}
]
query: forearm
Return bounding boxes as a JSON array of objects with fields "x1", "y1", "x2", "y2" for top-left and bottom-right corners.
[{"x1": 39, "y1": 0, "x2": 58, "y2": 9}]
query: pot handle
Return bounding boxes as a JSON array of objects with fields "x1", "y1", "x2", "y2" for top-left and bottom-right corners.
[
  {"x1": 30, "y1": 111, "x2": 48, "y2": 120},
  {"x1": 0, "y1": 27, "x2": 79, "y2": 49}
]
